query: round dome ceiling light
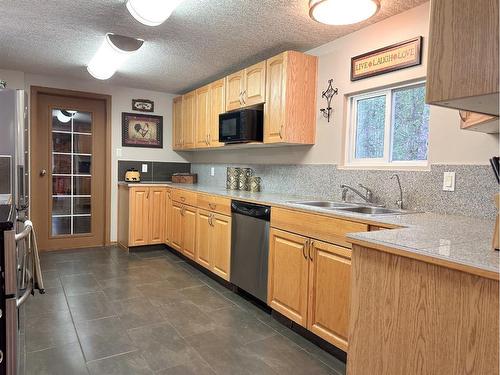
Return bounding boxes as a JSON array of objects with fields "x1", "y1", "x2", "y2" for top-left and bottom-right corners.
[
  {"x1": 126, "y1": 0, "x2": 185, "y2": 27},
  {"x1": 309, "y1": 0, "x2": 380, "y2": 25}
]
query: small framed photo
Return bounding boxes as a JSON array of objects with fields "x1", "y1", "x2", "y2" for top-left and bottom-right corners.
[
  {"x1": 132, "y1": 99, "x2": 154, "y2": 112},
  {"x1": 122, "y1": 113, "x2": 163, "y2": 148}
]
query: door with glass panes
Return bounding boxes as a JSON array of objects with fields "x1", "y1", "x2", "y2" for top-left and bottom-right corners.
[{"x1": 32, "y1": 93, "x2": 106, "y2": 250}]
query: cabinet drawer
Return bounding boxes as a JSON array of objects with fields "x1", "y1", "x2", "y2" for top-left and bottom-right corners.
[
  {"x1": 171, "y1": 189, "x2": 198, "y2": 206},
  {"x1": 271, "y1": 207, "x2": 368, "y2": 248},
  {"x1": 197, "y1": 194, "x2": 231, "y2": 215}
]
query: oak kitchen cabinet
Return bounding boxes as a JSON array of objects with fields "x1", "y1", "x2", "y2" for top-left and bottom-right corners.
[
  {"x1": 171, "y1": 190, "x2": 198, "y2": 259},
  {"x1": 117, "y1": 185, "x2": 168, "y2": 248},
  {"x1": 172, "y1": 96, "x2": 183, "y2": 150},
  {"x1": 426, "y1": 0, "x2": 499, "y2": 116},
  {"x1": 209, "y1": 79, "x2": 225, "y2": 147},
  {"x1": 195, "y1": 84, "x2": 211, "y2": 148},
  {"x1": 226, "y1": 61, "x2": 266, "y2": 111},
  {"x1": 268, "y1": 207, "x2": 368, "y2": 352},
  {"x1": 182, "y1": 90, "x2": 196, "y2": 149}
]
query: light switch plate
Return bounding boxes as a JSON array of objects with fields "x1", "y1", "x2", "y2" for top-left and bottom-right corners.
[
  {"x1": 442, "y1": 171, "x2": 455, "y2": 191},
  {"x1": 211, "y1": 167, "x2": 215, "y2": 177},
  {"x1": 142, "y1": 164, "x2": 148, "y2": 173},
  {"x1": 116, "y1": 148, "x2": 122, "y2": 157}
]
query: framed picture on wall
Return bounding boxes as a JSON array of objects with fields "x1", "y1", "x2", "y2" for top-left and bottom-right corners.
[
  {"x1": 132, "y1": 99, "x2": 154, "y2": 112},
  {"x1": 122, "y1": 112, "x2": 163, "y2": 148}
]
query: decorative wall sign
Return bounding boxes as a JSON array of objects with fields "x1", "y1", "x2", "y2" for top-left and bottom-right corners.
[
  {"x1": 122, "y1": 112, "x2": 163, "y2": 148},
  {"x1": 319, "y1": 79, "x2": 338, "y2": 123},
  {"x1": 351, "y1": 37, "x2": 422, "y2": 81},
  {"x1": 132, "y1": 99, "x2": 154, "y2": 112}
]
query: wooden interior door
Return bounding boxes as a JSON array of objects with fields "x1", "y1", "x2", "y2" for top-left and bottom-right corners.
[
  {"x1": 32, "y1": 92, "x2": 107, "y2": 250},
  {"x1": 264, "y1": 53, "x2": 286, "y2": 143},
  {"x1": 226, "y1": 70, "x2": 244, "y2": 111},
  {"x1": 268, "y1": 228, "x2": 309, "y2": 326},
  {"x1": 182, "y1": 91, "x2": 196, "y2": 149},
  {"x1": 209, "y1": 79, "x2": 225, "y2": 147},
  {"x1": 211, "y1": 213, "x2": 231, "y2": 281},
  {"x1": 308, "y1": 240, "x2": 351, "y2": 352},
  {"x1": 148, "y1": 187, "x2": 166, "y2": 245},
  {"x1": 195, "y1": 85, "x2": 211, "y2": 148},
  {"x1": 182, "y1": 205, "x2": 197, "y2": 259},
  {"x1": 244, "y1": 61, "x2": 266, "y2": 106},
  {"x1": 172, "y1": 96, "x2": 183, "y2": 150},
  {"x1": 195, "y1": 209, "x2": 212, "y2": 269}
]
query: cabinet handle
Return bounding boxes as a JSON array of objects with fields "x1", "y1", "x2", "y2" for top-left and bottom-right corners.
[
  {"x1": 208, "y1": 203, "x2": 216, "y2": 210},
  {"x1": 279, "y1": 124, "x2": 284, "y2": 139},
  {"x1": 208, "y1": 214, "x2": 213, "y2": 226},
  {"x1": 303, "y1": 239, "x2": 309, "y2": 260},
  {"x1": 180, "y1": 197, "x2": 186, "y2": 202},
  {"x1": 242, "y1": 90, "x2": 247, "y2": 104},
  {"x1": 146, "y1": 190, "x2": 149, "y2": 199},
  {"x1": 180, "y1": 206, "x2": 185, "y2": 216},
  {"x1": 309, "y1": 241, "x2": 314, "y2": 261}
]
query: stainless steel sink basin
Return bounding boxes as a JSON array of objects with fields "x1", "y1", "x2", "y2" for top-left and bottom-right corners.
[
  {"x1": 337, "y1": 206, "x2": 408, "y2": 215},
  {"x1": 289, "y1": 201, "x2": 359, "y2": 209}
]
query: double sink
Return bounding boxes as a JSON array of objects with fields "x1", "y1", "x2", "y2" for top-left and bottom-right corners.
[{"x1": 290, "y1": 200, "x2": 410, "y2": 215}]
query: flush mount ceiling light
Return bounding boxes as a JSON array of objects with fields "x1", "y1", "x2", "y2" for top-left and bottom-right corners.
[
  {"x1": 126, "y1": 0, "x2": 185, "y2": 26},
  {"x1": 87, "y1": 33, "x2": 144, "y2": 80},
  {"x1": 309, "y1": 0, "x2": 380, "y2": 25}
]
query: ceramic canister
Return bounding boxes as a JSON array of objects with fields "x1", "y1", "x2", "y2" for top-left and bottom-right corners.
[
  {"x1": 238, "y1": 168, "x2": 253, "y2": 191},
  {"x1": 250, "y1": 176, "x2": 262, "y2": 192},
  {"x1": 226, "y1": 167, "x2": 240, "y2": 190}
]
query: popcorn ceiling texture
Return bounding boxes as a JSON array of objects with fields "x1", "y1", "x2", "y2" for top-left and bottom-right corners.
[
  {"x1": 191, "y1": 163, "x2": 498, "y2": 219},
  {"x1": 0, "y1": 0, "x2": 427, "y2": 94}
]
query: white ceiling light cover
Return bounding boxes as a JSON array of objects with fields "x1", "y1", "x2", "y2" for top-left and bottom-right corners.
[
  {"x1": 309, "y1": 0, "x2": 380, "y2": 25},
  {"x1": 126, "y1": 0, "x2": 185, "y2": 26},
  {"x1": 87, "y1": 33, "x2": 144, "y2": 80}
]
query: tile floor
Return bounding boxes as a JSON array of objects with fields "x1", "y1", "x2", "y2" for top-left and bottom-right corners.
[{"x1": 22, "y1": 246, "x2": 346, "y2": 375}]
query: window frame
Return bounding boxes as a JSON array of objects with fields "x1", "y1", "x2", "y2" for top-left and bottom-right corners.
[{"x1": 344, "y1": 80, "x2": 429, "y2": 169}]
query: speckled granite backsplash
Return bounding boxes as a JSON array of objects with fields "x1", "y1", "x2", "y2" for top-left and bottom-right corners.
[{"x1": 191, "y1": 164, "x2": 498, "y2": 219}]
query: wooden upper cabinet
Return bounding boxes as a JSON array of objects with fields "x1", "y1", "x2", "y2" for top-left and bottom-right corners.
[
  {"x1": 172, "y1": 96, "x2": 183, "y2": 150},
  {"x1": 243, "y1": 61, "x2": 266, "y2": 107},
  {"x1": 182, "y1": 90, "x2": 196, "y2": 148},
  {"x1": 264, "y1": 51, "x2": 318, "y2": 144},
  {"x1": 211, "y1": 213, "x2": 231, "y2": 281},
  {"x1": 209, "y1": 79, "x2": 225, "y2": 147},
  {"x1": 195, "y1": 85, "x2": 211, "y2": 148},
  {"x1": 268, "y1": 228, "x2": 310, "y2": 327},
  {"x1": 308, "y1": 241, "x2": 351, "y2": 352},
  {"x1": 426, "y1": 0, "x2": 499, "y2": 115},
  {"x1": 129, "y1": 187, "x2": 150, "y2": 246},
  {"x1": 148, "y1": 187, "x2": 166, "y2": 245},
  {"x1": 226, "y1": 70, "x2": 245, "y2": 111}
]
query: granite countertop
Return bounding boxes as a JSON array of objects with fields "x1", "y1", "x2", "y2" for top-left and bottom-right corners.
[{"x1": 118, "y1": 182, "x2": 500, "y2": 279}]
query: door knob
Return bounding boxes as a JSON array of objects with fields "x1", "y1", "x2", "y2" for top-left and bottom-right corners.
[{"x1": 40, "y1": 169, "x2": 47, "y2": 176}]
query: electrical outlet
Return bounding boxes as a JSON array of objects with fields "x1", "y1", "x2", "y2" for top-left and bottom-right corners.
[
  {"x1": 211, "y1": 167, "x2": 215, "y2": 177},
  {"x1": 442, "y1": 171, "x2": 455, "y2": 191},
  {"x1": 142, "y1": 164, "x2": 148, "y2": 173}
]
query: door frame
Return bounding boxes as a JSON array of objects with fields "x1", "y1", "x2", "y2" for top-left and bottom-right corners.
[{"x1": 30, "y1": 86, "x2": 112, "y2": 247}]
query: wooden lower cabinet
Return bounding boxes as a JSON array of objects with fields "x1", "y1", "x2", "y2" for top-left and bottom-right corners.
[
  {"x1": 268, "y1": 228, "x2": 310, "y2": 326},
  {"x1": 164, "y1": 189, "x2": 172, "y2": 245},
  {"x1": 128, "y1": 187, "x2": 150, "y2": 246},
  {"x1": 268, "y1": 228, "x2": 353, "y2": 352},
  {"x1": 148, "y1": 187, "x2": 166, "y2": 245},
  {"x1": 170, "y1": 202, "x2": 196, "y2": 258},
  {"x1": 171, "y1": 203, "x2": 183, "y2": 251},
  {"x1": 195, "y1": 210, "x2": 231, "y2": 281},
  {"x1": 308, "y1": 241, "x2": 351, "y2": 352}
]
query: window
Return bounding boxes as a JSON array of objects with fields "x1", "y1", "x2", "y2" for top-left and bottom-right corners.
[{"x1": 345, "y1": 82, "x2": 430, "y2": 168}]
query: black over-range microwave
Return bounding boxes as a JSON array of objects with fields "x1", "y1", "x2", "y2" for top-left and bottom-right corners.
[{"x1": 219, "y1": 109, "x2": 263, "y2": 144}]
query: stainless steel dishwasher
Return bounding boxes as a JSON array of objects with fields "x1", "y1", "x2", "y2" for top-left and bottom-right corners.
[{"x1": 230, "y1": 200, "x2": 271, "y2": 303}]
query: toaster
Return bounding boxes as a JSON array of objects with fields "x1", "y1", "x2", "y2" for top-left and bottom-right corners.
[{"x1": 125, "y1": 168, "x2": 141, "y2": 182}]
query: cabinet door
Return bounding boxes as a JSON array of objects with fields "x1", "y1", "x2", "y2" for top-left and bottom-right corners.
[
  {"x1": 211, "y1": 213, "x2": 231, "y2": 281},
  {"x1": 264, "y1": 53, "x2": 286, "y2": 143},
  {"x1": 182, "y1": 205, "x2": 197, "y2": 259},
  {"x1": 171, "y1": 203, "x2": 183, "y2": 251},
  {"x1": 244, "y1": 61, "x2": 266, "y2": 106},
  {"x1": 226, "y1": 70, "x2": 244, "y2": 111},
  {"x1": 148, "y1": 187, "x2": 166, "y2": 245},
  {"x1": 172, "y1": 96, "x2": 183, "y2": 150},
  {"x1": 209, "y1": 79, "x2": 225, "y2": 147},
  {"x1": 182, "y1": 91, "x2": 196, "y2": 148},
  {"x1": 268, "y1": 228, "x2": 309, "y2": 326},
  {"x1": 308, "y1": 241, "x2": 351, "y2": 352},
  {"x1": 165, "y1": 190, "x2": 172, "y2": 244},
  {"x1": 196, "y1": 209, "x2": 212, "y2": 269},
  {"x1": 195, "y1": 85, "x2": 211, "y2": 148},
  {"x1": 129, "y1": 187, "x2": 150, "y2": 246}
]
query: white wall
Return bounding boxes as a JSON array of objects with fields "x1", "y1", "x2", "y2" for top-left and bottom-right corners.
[
  {"x1": 1, "y1": 70, "x2": 187, "y2": 241},
  {"x1": 187, "y1": 2, "x2": 498, "y2": 165}
]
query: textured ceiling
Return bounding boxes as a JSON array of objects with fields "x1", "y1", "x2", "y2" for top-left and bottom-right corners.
[{"x1": 0, "y1": 0, "x2": 428, "y2": 94}]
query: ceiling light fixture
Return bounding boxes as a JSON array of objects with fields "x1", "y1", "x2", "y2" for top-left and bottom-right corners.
[
  {"x1": 126, "y1": 0, "x2": 185, "y2": 26},
  {"x1": 87, "y1": 33, "x2": 144, "y2": 80},
  {"x1": 309, "y1": 0, "x2": 380, "y2": 25}
]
